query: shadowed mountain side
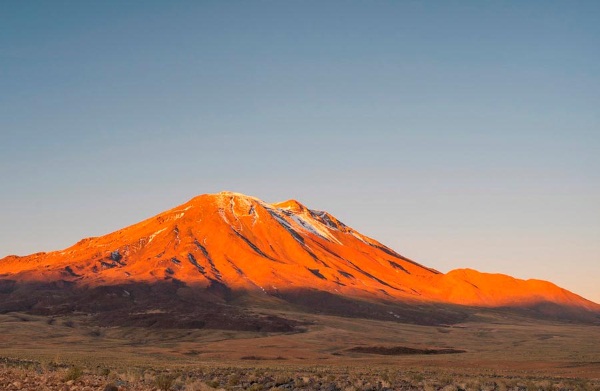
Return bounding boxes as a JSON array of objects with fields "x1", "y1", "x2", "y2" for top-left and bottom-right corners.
[
  {"x1": 0, "y1": 279, "x2": 302, "y2": 332},
  {"x1": 1, "y1": 278, "x2": 596, "y2": 328},
  {"x1": 0, "y1": 191, "x2": 599, "y2": 327},
  {"x1": 0, "y1": 279, "x2": 471, "y2": 328},
  {"x1": 272, "y1": 288, "x2": 469, "y2": 325}
]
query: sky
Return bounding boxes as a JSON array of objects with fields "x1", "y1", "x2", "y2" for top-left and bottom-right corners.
[{"x1": 1, "y1": 1, "x2": 599, "y2": 303}]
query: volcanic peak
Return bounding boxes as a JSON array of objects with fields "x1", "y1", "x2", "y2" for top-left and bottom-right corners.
[{"x1": 0, "y1": 191, "x2": 599, "y2": 319}]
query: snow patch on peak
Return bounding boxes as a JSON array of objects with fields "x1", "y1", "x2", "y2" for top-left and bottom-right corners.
[
  {"x1": 288, "y1": 213, "x2": 342, "y2": 244},
  {"x1": 148, "y1": 228, "x2": 167, "y2": 244},
  {"x1": 218, "y1": 207, "x2": 230, "y2": 225},
  {"x1": 269, "y1": 203, "x2": 342, "y2": 245},
  {"x1": 308, "y1": 209, "x2": 346, "y2": 231}
]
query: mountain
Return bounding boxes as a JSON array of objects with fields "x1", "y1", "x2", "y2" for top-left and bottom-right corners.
[{"x1": 1, "y1": 191, "x2": 598, "y2": 328}]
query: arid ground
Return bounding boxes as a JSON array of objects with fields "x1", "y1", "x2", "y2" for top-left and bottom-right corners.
[{"x1": 1, "y1": 307, "x2": 599, "y2": 390}]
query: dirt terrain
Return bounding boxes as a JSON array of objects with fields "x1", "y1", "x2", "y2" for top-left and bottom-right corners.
[{"x1": 1, "y1": 307, "x2": 599, "y2": 390}]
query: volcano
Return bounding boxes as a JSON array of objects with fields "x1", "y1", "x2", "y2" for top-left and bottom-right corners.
[{"x1": 1, "y1": 191, "x2": 598, "y2": 329}]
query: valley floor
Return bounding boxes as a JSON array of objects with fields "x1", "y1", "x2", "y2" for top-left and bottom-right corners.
[{"x1": 1, "y1": 309, "x2": 599, "y2": 390}]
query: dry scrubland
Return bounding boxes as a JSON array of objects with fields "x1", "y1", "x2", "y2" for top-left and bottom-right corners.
[
  {"x1": 2, "y1": 359, "x2": 599, "y2": 391},
  {"x1": 0, "y1": 309, "x2": 599, "y2": 390}
]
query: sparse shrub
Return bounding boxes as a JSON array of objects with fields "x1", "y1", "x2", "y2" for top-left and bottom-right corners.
[
  {"x1": 380, "y1": 371, "x2": 390, "y2": 383},
  {"x1": 207, "y1": 379, "x2": 220, "y2": 388},
  {"x1": 465, "y1": 379, "x2": 481, "y2": 391},
  {"x1": 184, "y1": 379, "x2": 208, "y2": 391},
  {"x1": 103, "y1": 385, "x2": 119, "y2": 391},
  {"x1": 143, "y1": 370, "x2": 156, "y2": 383},
  {"x1": 423, "y1": 383, "x2": 436, "y2": 391},
  {"x1": 439, "y1": 374, "x2": 455, "y2": 387},
  {"x1": 411, "y1": 373, "x2": 425, "y2": 383},
  {"x1": 274, "y1": 375, "x2": 291, "y2": 386},
  {"x1": 121, "y1": 369, "x2": 142, "y2": 383},
  {"x1": 248, "y1": 383, "x2": 264, "y2": 391},
  {"x1": 155, "y1": 373, "x2": 176, "y2": 391},
  {"x1": 570, "y1": 379, "x2": 593, "y2": 391},
  {"x1": 228, "y1": 374, "x2": 241, "y2": 385},
  {"x1": 63, "y1": 366, "x2": 83, "y2": 382}
]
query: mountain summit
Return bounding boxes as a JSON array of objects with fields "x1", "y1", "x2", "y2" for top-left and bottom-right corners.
[{"x1": 1, "y1": 191, "x2": 598, "y2": 327}]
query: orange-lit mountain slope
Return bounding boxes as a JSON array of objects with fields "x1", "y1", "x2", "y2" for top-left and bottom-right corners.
[{"x1": 1, "y1": 192, "x2": 598, "y2": 314}]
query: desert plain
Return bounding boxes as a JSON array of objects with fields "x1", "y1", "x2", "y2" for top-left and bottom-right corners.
[{"x1": 1, "y1": 304, "x2": 599, "y2": 391}]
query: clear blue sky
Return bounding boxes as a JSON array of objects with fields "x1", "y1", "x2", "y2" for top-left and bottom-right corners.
[{"x1": 1, "y1": 1, "x2": 599, "y2": 302}]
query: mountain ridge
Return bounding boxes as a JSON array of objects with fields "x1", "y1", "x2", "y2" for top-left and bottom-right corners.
[{"x1": 1, "y1": 191, "x2": 598, "y2": 324}]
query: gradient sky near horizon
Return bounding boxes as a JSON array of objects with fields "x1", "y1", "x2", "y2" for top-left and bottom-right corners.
[{"x1": 1, "y1": 1, "x2": 599, "y2": 302}]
